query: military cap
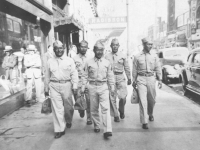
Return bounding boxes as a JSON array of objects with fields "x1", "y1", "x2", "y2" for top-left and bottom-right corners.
[
  {"x1": 80, "y1": 40, "x2": 89, "y2": 48},
  {"x1": 53, "y1": 40, "x2": 63, "y2": 47},
  {"x1": 94, "y1": 40, "x2": 105, "y2": 49},
  {"x1": 4, "y1": 46, "x2": 13, "y2": 52},
  {"x1": 141, "y1": 38, "x2": 153, "y2": 44},
  {"x1": 111, "y1": 38, "x2": 119, "y2": 44},
  {"x1": 27, "y1": 45, "x2": 37, "y2": 51}
]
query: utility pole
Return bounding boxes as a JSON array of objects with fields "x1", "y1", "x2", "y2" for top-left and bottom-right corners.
[{"x1": 126, "y1": 0, "x2": 130, "y2": 57}]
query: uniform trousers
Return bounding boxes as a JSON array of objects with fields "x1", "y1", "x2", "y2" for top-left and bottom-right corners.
[
  {"x1": 110, "y1": 74, "x2": 128, "y2": 117},
  {"x1": 26, "y1": 76, "x2": 41, "y2": 102},
  {"x1": 88, "y1": 83, "x2": 112, "y2": 133},
  {"x1": 137, "y1": 75, "x2": 156, "y2": 124},
  {"x1": 49, "y1": 81, "x2": 74, "y2": 132}
]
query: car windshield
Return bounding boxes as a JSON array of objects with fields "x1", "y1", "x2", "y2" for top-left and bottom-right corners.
[{"x1": 164, "y1": 49, "x2": 188, "y2": 58}]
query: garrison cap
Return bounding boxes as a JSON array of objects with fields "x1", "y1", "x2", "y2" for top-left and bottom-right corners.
[
  {"x1": 111, "y1": 38, "x2": 119, "y2": 44},
  {"x1": 94, "y1": 40, "x2": 105, "y2": 49},
  {"x1": 80, "y1": 40, "x2": 89, "y2": 48},
  {"x1": 141, "y1": 38, "x2": 153, "y2": 44},
  {"x1": 53, "y1": 40, "x2": 63, "y2": 47},
  {"x1": 4, "y1": 46, "x2": 13, "y2": 52},
  {"x1": 27, "y1": 45, "x2": 37, "y2": 51}
]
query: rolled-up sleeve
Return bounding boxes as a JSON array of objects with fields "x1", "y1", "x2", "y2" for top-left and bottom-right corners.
[
  {"x1": 154, "y1": 56, "x2": 162, "y2": 81},
  {"x1": 107, "y1": 63, "x2": 115, "y2": 89},
  {"x1": 132, "y1": 56, "x2": 138, "y2": 82},
  {"x1": 70, "y1": 60, "x2": 79, "y2": 89},
  {"x1": 123, "y1": 57, "x2": 131, "y2": 80}
]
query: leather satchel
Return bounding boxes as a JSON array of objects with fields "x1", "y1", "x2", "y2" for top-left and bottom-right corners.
[
  {"x1": 131, "y1": 86, "x2": 139, "y2": 104},
  {"x1": 41, "y1": 97, "x2": 52, "y2": 114}
]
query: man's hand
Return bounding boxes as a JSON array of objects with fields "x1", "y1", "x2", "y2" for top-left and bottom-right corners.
[
  {"x1": 158, "y1": 80, "x2": 162, "y2": 89},
  {"x1": 84, "y1": 87, "x2": 89, "y2": 93},
  {"x1": 73, "y1": 89, "x2": 78, "y2": 95},
  {"x1": 44, "y1": 92, "x2": 49, "y2": 97},
  {"x1": 127, "y1": 79, "x2": 132, "y2": 85},
  {"x1": 132, "y1": 81, "x2": 137, "y2": 88},
  {"x1": 110, "y1": 90, "x2": 115, "y2": 97}
]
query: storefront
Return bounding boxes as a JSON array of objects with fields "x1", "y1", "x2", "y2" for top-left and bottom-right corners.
[{"x1": 0, "y1": 0, "x2": 53, "y2": 99}]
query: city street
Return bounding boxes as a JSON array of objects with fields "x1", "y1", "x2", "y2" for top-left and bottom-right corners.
[{"x1": 1, "y1": 84, "x2": 200, "y2": 150}]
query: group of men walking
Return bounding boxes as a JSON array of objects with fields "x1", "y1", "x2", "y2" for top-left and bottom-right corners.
[{"x1": 43, "y1": 37, "x2": 162, "y2": 139}]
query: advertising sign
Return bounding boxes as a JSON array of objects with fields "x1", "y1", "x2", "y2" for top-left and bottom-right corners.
[
  {"x1": 191, "y1": 0, "x2": 197, "y2": 29},
  {"x1": 89, "y1": 17, "x2": 127, "y2": 24}
]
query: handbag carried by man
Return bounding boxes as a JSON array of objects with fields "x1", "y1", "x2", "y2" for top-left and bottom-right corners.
[
  {"x1": 41, "y1": 97, "x2": 52, "y2": 114},
  {"x1": 131, "y1": 86, "x2": 139, "y2": 104}
]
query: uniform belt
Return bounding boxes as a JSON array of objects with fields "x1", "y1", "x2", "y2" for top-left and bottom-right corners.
[
  {"x1": 89, "y1": 81, "x2": 106, "y2": 86},
  {"x1": 27, "y1": 67, "x2": 40, "y2": 69},
  {"x1": 114, "y1": 72, "x2": 123, "y2": 75},
  {"x1": 50, "y1": 80, "x2": 70, "y2": 83},
  {"x1": 138, "y1": 73, "x2": 154, "y2": 77}
]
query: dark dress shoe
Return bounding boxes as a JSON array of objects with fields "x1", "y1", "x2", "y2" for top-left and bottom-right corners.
[
  {"x1": 149, "y1": 116, "x2": 154, "y2": 121},
  {"x1": 118, "y1": 109, "x2": 125, "y2": 119},
  {"x1": 79, "y1": 111, "x2": 85, "y2": 118},
  {"x1": 66, "y1": 123, "x2": 72, "y2": 128},
  {"x1": 86, "y1": 120, "x2": 92, "y2": 125},
  {"x1": 54, "y1": 131, "x2": 65, "y2": 139},
  {"x1": 142, "y1": 124, "x2": 149, "y2": 129},
  {"x1": 114, "y1": 117, "x2": 120, "y2": 122},
  {"x1": 94, "y1": 129, "x2": 100, "y2": 133},
  {"x1": 104, "y1": 132, "x2": 112, "y2": 138}
]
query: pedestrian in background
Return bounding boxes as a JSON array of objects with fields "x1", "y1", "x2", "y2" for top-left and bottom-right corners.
[
  {"x1": 73, "y1": 40, "x2": 92, "y2": 125},
  {"x1": 105, "y1": 38, "x2": 131, "y2": 122},
  {"x1": 2, "y1": 46, "x2": 18, "y2": 84},
  {"x1": 24, "y1": 45, "x2": 42, "y2": 106},
  {"x1": 44, "y1": 40, "x2": 78, "y2": 139},
  {"x1": 68, "y1": 44, "x2": 77, "y2": 58},
  {"x1": 81, "y1": 40, "x2": 115, "y2": 139},
  {"x1": 132, "y1": 38, "x2": 162, "y2": 129}
]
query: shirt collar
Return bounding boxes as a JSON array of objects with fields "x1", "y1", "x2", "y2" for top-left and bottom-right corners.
[
  {"x1": 79, "y1": 53, "x2": 86, "y2": 58},
  {"x1": 56, "y1": 54, "x2": 65, "y2": 60},
  {"x1": 142, "y1": 50, "x2": 151, "y2": 55},
  {"x1": 94, "y1": 57, "x2": 102, "y2": 62},
  {"x1": 112, "y1": 51, "x2": 118, "y2": 56}
]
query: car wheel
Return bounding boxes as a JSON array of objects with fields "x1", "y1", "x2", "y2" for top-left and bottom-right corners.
[{"x1": 162, "y1": 69, "x2": 168, "y2": 84}]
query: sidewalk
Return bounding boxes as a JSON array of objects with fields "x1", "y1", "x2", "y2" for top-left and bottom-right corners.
[{"x1": 1, "y1": 85, "x2": 200, "y2": 150}]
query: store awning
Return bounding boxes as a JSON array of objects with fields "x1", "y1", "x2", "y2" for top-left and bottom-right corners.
[
  {"x1": 107, "y1": 28, "x2": 125, "y2": 39},
  {"x1": 54, "y1": 15, "x2": 84, "y2": 31}
]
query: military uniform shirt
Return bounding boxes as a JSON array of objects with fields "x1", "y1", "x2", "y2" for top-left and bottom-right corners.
[
  {"x1": 132, "y1": 51, "x2": 162, "y2": 82},
  {"x1": 73, "y1": 53, "x2": 91, "y2": 77},
  {"x1": 45, "y1": 55, "x2": 78, "y2": 91},
  {"x1": 105, "y1": 52, "x2": 131, "y2": 80},
  {"x1": 82, "y1": 57, "x2": 115, "y2": 88},
  {"x1": 2, "y1": 54, "x2": 17, "y2": 69}
]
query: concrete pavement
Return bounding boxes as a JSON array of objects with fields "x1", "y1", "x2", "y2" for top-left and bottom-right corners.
[{"x1": 1, "y1": 84, "x2": 200, "y2": 150}]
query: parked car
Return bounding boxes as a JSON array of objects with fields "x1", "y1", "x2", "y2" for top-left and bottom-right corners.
[
  {"x1": 181, "y1": 48, "x2": 200, "y2": 95},
  {"x1": 158, "y1": 47, "x2": 189, "y2": 84}
]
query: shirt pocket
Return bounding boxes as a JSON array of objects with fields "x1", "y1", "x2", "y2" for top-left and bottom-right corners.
[
  {"x1": 62, "y1": 65, "x2": 71, "y2": 74},
  {"x1": 50, "y1": 64, "x2": 57, "y2": 72},
  {"x1": 99, "y1": 66, "x2": 107, "y2": 79},
  {"x1": 138, "y1": 59, "x2": 146, "y2": 70},
  {"x1": 88, "y1": 66, "x2": 96, "y2": 78},
  {"x1": 149, "y1": 58, "x2": 155, "y2": 69},
  {"x1": 114, "y1": 58, "x2": 124, "y2": 72}
]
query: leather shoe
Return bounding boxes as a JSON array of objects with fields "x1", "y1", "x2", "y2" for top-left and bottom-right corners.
[
  {"x1": 118, "y1": 109, "x2": 125, "y2": 119},
  {"x1": 66, "y1": 123, "x2": 72, "y2": 128},
  {"x1": 54, "y1": 131, "x2": 65, "y2": 139},
  {"x1": 114, "y1": 117, "x2": 120, "y2": 122},
  {"x1": 149, "y1": 116, "x2": 154, "y2": 121},
  {"x1": 80, "y1": 111, "x2": 85, "y2": 118},
  {"x1": 94, "y1": 129, "x2": 100, "y2": 133},
  {"x1": 142, "y1": 124, "x2": 149, "y2": 129},
  {"x1": 104, "y1": 132, "x2": 112, "y2": 138},
  {"x1": 86, "y1": 120, "x2": 92, "y2": 125}
]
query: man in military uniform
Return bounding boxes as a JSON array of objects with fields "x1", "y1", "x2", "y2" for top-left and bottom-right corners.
[
  {"x1": 73, "y1": 40, "x2": 92, "y2": 125},
  {"x1": 105, "y1": 38, "x2": 131, "y2": 122},
  {"x1": 24, "y1": 45, "x2": 42, "y2": 106},
  {"x1": 2, "y1": 46, "x2": 18, "y2": 84},
  {"x1": 132, "y1": 38, "x2": 162, "y2": 129},
  {"x1": 45, "y1": 40, "x2": 78, "y2": 139},
  {"x1": 81, "y1": 40, "x2": 115, "y2": 139}
]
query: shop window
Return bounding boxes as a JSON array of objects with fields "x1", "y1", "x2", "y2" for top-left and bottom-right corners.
[
  {"x1": 13, "y1": 21, "x2": 20, "y2": 33},
  {"x1": 6, "y1": 18, "x2": 13, "y2": 31}
]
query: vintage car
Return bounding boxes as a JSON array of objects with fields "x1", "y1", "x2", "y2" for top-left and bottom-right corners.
[
  {"x1": 158, "y1": 47, "x2": 189, "y2": 84},
  {"x1": 181, "y1": 48, "x2": 200, "y2": 95}
]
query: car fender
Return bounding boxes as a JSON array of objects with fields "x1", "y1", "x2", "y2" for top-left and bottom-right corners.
[{"x1": 181, "y1": 69, "x2": 188, "y2": 85}]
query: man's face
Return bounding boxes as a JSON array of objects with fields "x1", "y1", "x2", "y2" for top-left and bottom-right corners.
[
  {"x1": 111, "y1": 41, "x2": 120, "y2": 53},
  {"x1": 79, "y1": 44, "x2": 88, "y2": 55},
  {"x1": 143, "y1": 42, "x2": 153, "y2": 52},
  {"x1": 94, "y1": 47, "x2": 104, "y2": 59},
  {"x1": 54, "y1": 46, "x2": 64, "y2": 57}
]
